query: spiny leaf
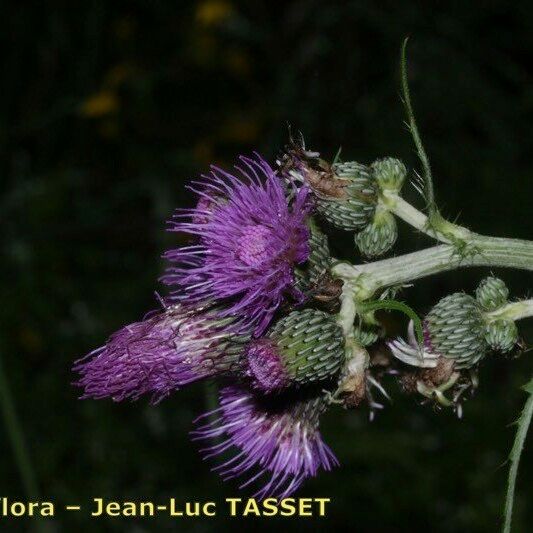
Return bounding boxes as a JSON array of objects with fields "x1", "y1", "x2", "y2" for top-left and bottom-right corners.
[{"x1": 503, "y1": 377, "x2": 533, "y2": 533}]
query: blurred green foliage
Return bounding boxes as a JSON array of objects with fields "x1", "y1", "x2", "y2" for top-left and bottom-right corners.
[{"x1": 1, "y1": 1, "x2": 532, "y2": 531}]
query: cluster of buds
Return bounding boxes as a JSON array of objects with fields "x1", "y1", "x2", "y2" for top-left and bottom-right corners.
[
  {"x1": 280, "y1": 140, "x2": 406, "y2": 258},
  {"x1": 387, "y1": 276, "x2": 521, "y2": 413},
  {"x1": 476, "y1": 277, "x2": 519, "y2": 353}
]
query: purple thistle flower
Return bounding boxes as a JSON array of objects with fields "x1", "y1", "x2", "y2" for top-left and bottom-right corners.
[
  {"x1": 74, "y1": 306, "x2": 250, "y2": 403},
  {"x1": 162, "y1": 154, "x2": 311, "y2": 335},
  {"x1": 191, "y1": 384, "x2": 338, "y2": 499}
]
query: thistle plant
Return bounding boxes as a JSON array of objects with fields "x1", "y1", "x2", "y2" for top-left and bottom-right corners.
[{"x1": 73, "y1": 41, "x2": 532, "y2": 528}]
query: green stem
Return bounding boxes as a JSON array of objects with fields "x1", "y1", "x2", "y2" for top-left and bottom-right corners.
[
  {"x1": 504, "y1": 388, "x2": 533, "y2": 533},
  {"x1": 487, "y1": 300, "x2": 533, "y2": 323},
  {"x1": 336, "y1": 282, "x2": 369, "y2": 374},
  {"x1": 333, "y1": 236, "x2": 533, "y2": 299},
  {"x1": 0, "y1": 352, "x2": 40, "y2": 500},
  {"x1": 338, "y1": 282, "x2": 357, "y2": 336},
  {"x1": 400, "y1": 37, "x2": 436, "y2": 215},
  {"x1": 382, "y1": 191, "x2": 471, "y2": 244}
]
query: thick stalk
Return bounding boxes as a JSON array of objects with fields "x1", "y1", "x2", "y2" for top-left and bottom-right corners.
[
  {"x1": 487, "y1": 300, "x2": 533, "y2": 322},
  {"x1": 337, "y1": 282, "x2": 357, "y2": 336},
  {"x1": 333, "y1": 236, "x2": 533, "y2": 299},
  {"x1": 381, "y1": 191, "x2": 471, "y2": 244}
]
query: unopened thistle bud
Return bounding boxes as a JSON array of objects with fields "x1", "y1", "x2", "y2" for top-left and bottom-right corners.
[
  {"x1": 389, "y1": 283, "x2": 522, "y2": 373},
  {"x1": 484, "y1": 319, "x2": 518, "y2": 353},
  {"x1": 279, "y1": 142, "x2": 377, "y2": 231},
  {"x1": 354, "y1": 207, "x2": 398, "y2": 258},
  {"x1": 371, "y1": 157, "x2": 407, "y2": 193},
  {"x1": 425, "y1": 293, "x2": 489, "y2": 368},
  {"x1": 315, "y1": 162, "x2": 377, "y2": 231},
  {"x1": 245, "y1": 309, "x2": 345, "y2": 393},
  {"x1": 475, "y1": 276, "x2": 509, "y2": 310},
  {"x1": 353, "y1": 326, "x2": 379, "y2": 347},
  {"x1": 295, "y1": 219, "x2": 332, "y2": 293}
]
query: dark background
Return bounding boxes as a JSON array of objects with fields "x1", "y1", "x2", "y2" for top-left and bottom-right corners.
[{"x1": 1, "y1": 1, "x2": 532, "y2": 531}]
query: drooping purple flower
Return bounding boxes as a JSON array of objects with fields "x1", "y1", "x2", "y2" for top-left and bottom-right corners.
[
  {"x1": 74, "y1": 306, "x2": 250, "y2": 403},
  {"x1": 191, "y1": 384, "x2": 338, "y2": 499},
  {"x1": 162, "y1": 154, "x2": 311, "y2": 335}
]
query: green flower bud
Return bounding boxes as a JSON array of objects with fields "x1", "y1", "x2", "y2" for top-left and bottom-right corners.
[
  {"x1": 484, "y1": 319, "x2": 518, "y2": 353},
  {"x1": 371, "y1": 157, "x2": 407, "y2": 193},
  {"x1": 315, "y1": 162, "x2": 377, "y2": 231},
  {"x1": 354, "y1": 208, "x2": 397, "y2": 258},
  {"x1": 353, "y1": 326, "x2": 379, "y2": 347},
  {"x1": 245, "y1": 309, "x2": 345, "y2": 393},
  {"x1": 295, "y1": 218, "x2": 332, "y2": 292},
  {"x1": 475, "y1": 276, "x2": 509, "y2": 310},
  {"x1": 425, "y1": 293, "x2": 489, "y2": 368}
]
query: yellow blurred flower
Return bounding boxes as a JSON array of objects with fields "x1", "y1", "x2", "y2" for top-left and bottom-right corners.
[
  {"x1": 196, "y1": 0, "x2": 233, "y2": 27},
  {"x1": 79, "y1": 63, "x2": 136, "y2": 119},
  {"x1": 79, "y1": 91, "x2": 119, "y2": 118}
]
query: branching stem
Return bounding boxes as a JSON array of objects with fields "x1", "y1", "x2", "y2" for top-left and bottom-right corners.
[
  {"x1": 487, "y1": 300, "x2": 533, "y2": 323},
  {"x1": 381, "y1": 190, "x2": 471, "y2": 243},
  {"x1": 334, "y1": 236, "x2": 533, "y2": 300}
]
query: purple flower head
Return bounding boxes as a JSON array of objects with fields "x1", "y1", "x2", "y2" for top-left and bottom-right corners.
[
  {"x1": 74, "y1": 306, "x2": 250, "y2": 403},
  {"x1": 245, "y1": 339, "x2": 290, "y2": 393},
  {"x1": 191, "y1": 384, "x2": 338, "y2": 499},
  {"x1": 162, "y1": 154, "x2": 311, "y2": 335}
]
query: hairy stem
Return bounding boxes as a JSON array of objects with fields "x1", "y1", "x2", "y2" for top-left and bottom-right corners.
[
  {"x1": 337, "y1": 282, "x2": 357, "y2": 336},
  {"x1": 333, "y1": 236, "x2": 533, "y2": 299},
  {"x1": 400, "y1": 38, "x2": 436, "y2": 215},
  {"x1": 487, "y1": 300, "x2": 533, "y2": 323},
  {"x1": 382, "y1": 191, "x2": 471, "y2": 244},
  {"x1": 337, "y1": 282, "x2": 369, "y2": 373},
  {"x1": 504, "y1": 384, "x2": 533, "y2": 533}
]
